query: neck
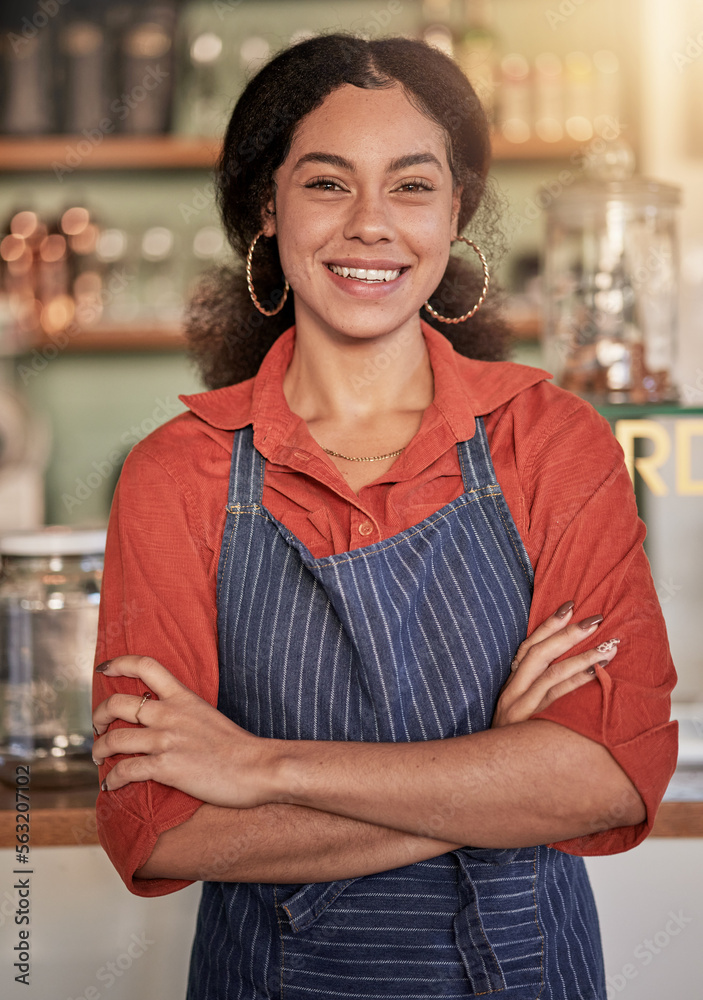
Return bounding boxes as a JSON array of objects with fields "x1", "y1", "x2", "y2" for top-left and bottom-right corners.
[{"x1": 282, "y1": 314, "x2": 434, "y2": 424}]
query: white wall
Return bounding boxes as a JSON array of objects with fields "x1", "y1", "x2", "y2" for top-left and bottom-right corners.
[{"x1": 0, "y1": 846, "x2": 201, "y2": 1000}]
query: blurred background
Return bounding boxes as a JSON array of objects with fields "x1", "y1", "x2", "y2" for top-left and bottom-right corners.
[{"x1": 0, "y1": 2, "x2": 703, "y2": 998}]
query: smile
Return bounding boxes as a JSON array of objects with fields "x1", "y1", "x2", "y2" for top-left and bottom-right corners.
[{"x1": 326, "y1": 264, "x2": 405, "y2": 282}]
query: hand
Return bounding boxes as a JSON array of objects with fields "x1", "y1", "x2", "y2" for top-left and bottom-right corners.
[
  {"x1": 491, "y1": 602, "x2": 620, "y2": 728},
  {"x1": 92, "y1": 655, "x2": 278, "y2": 808}
]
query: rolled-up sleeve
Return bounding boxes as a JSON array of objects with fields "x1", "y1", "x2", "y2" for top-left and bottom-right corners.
[
  {"x1": 92, "y1": 426, "x2": 221, "y2": 896},
  {"x1": 516, "y1": 386, "x2": 678, "y2": 855}
]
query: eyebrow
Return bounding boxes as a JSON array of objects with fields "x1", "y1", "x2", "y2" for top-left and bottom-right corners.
[{"x1": 292, "y1": 151, "x2": 445, "y2": 174}]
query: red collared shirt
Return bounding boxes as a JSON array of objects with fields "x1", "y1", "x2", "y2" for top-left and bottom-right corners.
[{"x1": 93, "y1": 319, "x2": 678, "y2": 897}]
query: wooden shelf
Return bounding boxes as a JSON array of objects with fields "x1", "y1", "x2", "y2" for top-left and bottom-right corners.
[
  {"x1": 491, "y1": 133, "x2": 587, "y2": 161},
  {"x1": 30, "y1": 324, "x2": 186, "y2": 352},
  {"x1": 0, "y1": 133, "x2": 586, "y2": 173},
  {"x1": 0, "y1": 135, "x2": 222, "y2": 172},
  {"x1": 21, "y1": 313, "x2": 536, "y2": 355}
]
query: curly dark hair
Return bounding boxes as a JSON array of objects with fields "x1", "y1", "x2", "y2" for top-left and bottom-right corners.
[{"x1": 185, "y1": 31, "x2": 513, "y2": 389}]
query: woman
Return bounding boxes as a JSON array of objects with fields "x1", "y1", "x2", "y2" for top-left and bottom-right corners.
[{"x1": 92, "y1": 33, "x2": 677, "y2": 1000}]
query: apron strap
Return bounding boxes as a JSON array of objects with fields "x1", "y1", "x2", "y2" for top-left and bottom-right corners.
[
  {"x1": 225, "y1": 424, "x2": 265, "y2": 508},
  {"x1": 458, "y1": 415, "x2": 496, "y2": 493}
]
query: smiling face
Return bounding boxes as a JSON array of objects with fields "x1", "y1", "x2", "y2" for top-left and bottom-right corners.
[{"x1": 261, "y1": 83, "x2": 462, "y2": 343}]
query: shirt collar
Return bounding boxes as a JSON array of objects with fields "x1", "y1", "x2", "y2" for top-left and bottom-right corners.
[{"x1": 180, "y1": 320, "x2": 552, "y2": 449}]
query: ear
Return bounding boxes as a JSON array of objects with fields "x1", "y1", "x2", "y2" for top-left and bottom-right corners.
[
  {"x1": 261, "y1": 196, "x2": 277, "y2": 238},
  {"x1": 450, "y1": 185, "x2": 463, "y2": 240}
]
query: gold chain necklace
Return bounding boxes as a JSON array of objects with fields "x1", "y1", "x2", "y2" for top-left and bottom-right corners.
[{"x1": 321, "y1": 446, "x2": 406, "y2": 463}]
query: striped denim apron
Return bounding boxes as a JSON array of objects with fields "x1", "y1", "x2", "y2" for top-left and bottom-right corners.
[{"x1": 186, "y1": 419, "x2": 606, "y2": 1000}]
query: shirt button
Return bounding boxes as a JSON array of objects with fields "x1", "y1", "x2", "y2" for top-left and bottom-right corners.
[{"x1": 358, "y1": 521, "x2": 374, "y2": 536}]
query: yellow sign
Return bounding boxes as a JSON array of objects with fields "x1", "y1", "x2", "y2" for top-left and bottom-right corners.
[{"x1": 614, "y1": 419, "x2": 703, "y2": 496}]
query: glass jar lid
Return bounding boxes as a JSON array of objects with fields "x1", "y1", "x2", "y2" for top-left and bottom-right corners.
[{"x1": 0, "y1": 526, "x2": 107, "y2": 557}]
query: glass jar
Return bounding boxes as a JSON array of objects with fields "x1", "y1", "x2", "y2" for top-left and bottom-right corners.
[
  {"x1": 0, "y1": 527, "x2": 106, "y2": 787},
  {"x1": 543, "y1": 147, "x2": 681, "y2": 403}
]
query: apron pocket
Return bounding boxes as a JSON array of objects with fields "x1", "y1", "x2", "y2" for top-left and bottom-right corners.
[{"x1": 279, "y1": 877, "x2": 364, "y2": 933}]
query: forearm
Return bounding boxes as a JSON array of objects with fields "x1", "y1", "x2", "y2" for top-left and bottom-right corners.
[
  {"x1": 271, "y1": 719, "x2": 646, "y2": 847},
  {"x1": 135, "y1": 801, "x2": 462, "y2": 884}
]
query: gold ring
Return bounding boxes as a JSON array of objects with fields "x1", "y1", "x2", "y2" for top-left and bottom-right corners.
[{"x1": 135, "y1": 691, "x2": 152, "y2": 724}]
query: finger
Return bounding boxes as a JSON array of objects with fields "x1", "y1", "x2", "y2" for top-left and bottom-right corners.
[
  {"x1": 532, "y1": 656, "x2": 613, "y2": 714},
  {"x1": 509, "y1": 643, "x2": 618, "y2": 720},
  {"x1": 511, "y1": 600, "x2": 575, "y2": 670},
  {"x1": 95, "y1": 655, "x2": 185, "y2": 698},
  {"x1": 93, "y1": 690, "x2": 158, "y2": 736},
  {"x1": 508, "y1": 614, "x2": 605, "y2": 698},
  {"x1": 93, "y1": 722, "x2": 158, "y2": 766},
  {"x1": 100, "y1": 753, "x2": 160, "y2": 793}
]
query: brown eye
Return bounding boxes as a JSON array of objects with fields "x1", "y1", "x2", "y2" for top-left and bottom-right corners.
[
  {"x1": 394, "y1": 180, "x2": 434, "y2": 193},
  {"x1": 305, "y1": 177, "x2": 344, "y2": 192}
]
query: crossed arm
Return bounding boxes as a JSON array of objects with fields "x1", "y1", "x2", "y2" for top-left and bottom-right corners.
[{"x1": 92, "y1": 607, "x2": 645, "y2": 885}]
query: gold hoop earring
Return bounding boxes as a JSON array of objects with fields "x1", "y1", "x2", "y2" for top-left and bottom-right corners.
[
  {"x1": 423, "y1": 237, "x2": 490, "y2": 324},
  {"x1": 246, "y1": 231, "x2": 290, "y2": 316}
]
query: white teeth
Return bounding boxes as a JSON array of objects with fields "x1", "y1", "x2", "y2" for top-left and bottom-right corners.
[{"x1": 328, "y1": 264, "x2": 402, "y2": 282}]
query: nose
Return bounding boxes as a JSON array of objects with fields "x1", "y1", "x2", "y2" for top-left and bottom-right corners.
[{"x1": 342, "y1": 187, "x2": 394, "y2": 243}]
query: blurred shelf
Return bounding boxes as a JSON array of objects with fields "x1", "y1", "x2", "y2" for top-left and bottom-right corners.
[
  {"x1": 0, "y1": 133, "x2": 587, "y2": 173},
  {"x1": 490, "y1": 134, "x2": 589, "y2": 161},
  {"x1": 27, "y1": 320, "x2": 535, "y2": 354},
  {"x1": 0, "y1": 135, "x2": 222, "y2": 172},
  {"x1": 506, "y1": 315, "x2": 541, "y2": 342},
  {"x1": 30, "y1": 324, "x2": 186, "y2": 352},
  {"x1": 0, "y1": 784, "x2": 99, "y2": 848}
]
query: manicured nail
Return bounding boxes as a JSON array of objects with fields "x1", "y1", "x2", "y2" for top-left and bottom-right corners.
[
  {"x1": 92, "y1": 758, "x2": 99, "y2": 766},
  {"x1": 95, "y1": 660, "x2": 112, "y2": 673},
  {"x1": 587, "y1": 659, "x2": 610, "y2": 676},
  {"x1": 555, "y1": 600, "x2": 575, "y2": 618},
  {"x1": 596, "y1": 638, "x2": 620, "y2": 653},
  {"x1": 101, "y1": 780, "x2": 108, "y2": 792},
  {"x1": 577, "y1": 614, "x2": 603, "y2": 630},
  {"x1": 92, "y1": 725, "x2": 100, "y2": 738}
]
